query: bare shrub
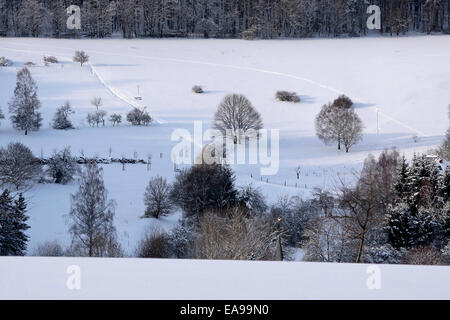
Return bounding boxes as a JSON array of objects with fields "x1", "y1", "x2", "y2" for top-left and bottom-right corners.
[
  {"x1": 404, "y1": 246, "x2": 442, "y2": 265},
  {"x1": 193, "y1": 207, "x2": 281, "y2": 261},
  {"x1": 137, "y1": 227, "x2": 172, "y2": 258},
  {"x1": 332, "y1": 94, "x2": 353, "y2": 109},
  {"x1": 33, "y1": 240, "x2": 65, "y2": 257},
  {"x1": 143, "y1": 176, "x2": 173, "y2": 218},
  {"x1": 43, "y1": 56, "x2": 58, "y2": 65},
  {"x1": 192, "y1": 85, "x2": 204, "y2": 94},
  {"x1": 276, "y1": 91, "x2": 300, "y2": 103}
]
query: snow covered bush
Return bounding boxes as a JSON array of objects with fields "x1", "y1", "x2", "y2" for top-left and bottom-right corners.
[
  {"x1": 276, "y1": 91, "x2": 300, "y2": 103},
  {"x1": 143, "y1": 176, "x2": 173, "y2": 218},
  {"x1": 24, "y1": 61, "x2": 35, "y2": 67},
  {"x1": 362, "y1": 245, "x2": 405, "y2": 264},
  {"x1": 52, "y1": 101, "x2": 75, "y2": 130},
  {"x1": 8, "y1": 67, "x2": 42, "y2": 135},
  {"x1": 0, "y1": 142, "x2": 42, "y2": 191},
  {"x1": 46, "y1": 147, "x2": 78, "y2": 184},
  {"x1": 137, "y1": 227, "x2": 172, "y2": 258},
  {"x1": 168, "y1": 224, "x2": 194, "y2": 259},
  {"x1": 332, "y1": 94, "x2": 353, "y2": 109},
  {"x1": 43, "y1": 56, "x2": 58, "y2": 65},
  {"x1": 109, "y1": 113, "x2": 122, "y2": 126},
  {"x1": 73, "y1": 50, "x2": 89, "y2": 66},
  {"x1": 238, "y1": 185, "x2": 268, "y2": 215},
  {"x1": 192, "y1": 85, "x2": 204, "y2": 94},
  {"x1": 213, "y1": 94, "x2": 263, "y2": 144},
  {"x1": 0, "y1": 56, "x2": 12, "y2": 67},
  {"x1": 0, "y1": 107, "x2": 4, "y2": 124},
  {"x1": 126, "y1": 107, "x2": 152, "y2": 126}
]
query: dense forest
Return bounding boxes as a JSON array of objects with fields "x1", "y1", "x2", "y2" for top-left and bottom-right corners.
[{"x1": 0, "y1": 0, "x2": 449, "y2": 39}]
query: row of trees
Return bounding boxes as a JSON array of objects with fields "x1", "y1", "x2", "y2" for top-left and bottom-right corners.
[
  {"x1": 2, "y1": 66, "x2": 153, "y2": 134},
  {"x1": 1, "y1": 0, "x2": 449, "y2": 39}
]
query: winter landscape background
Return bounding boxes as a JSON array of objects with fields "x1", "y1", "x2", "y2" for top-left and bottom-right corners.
[{"x1": 1, "y1": 0, "x2": 450, "y2": 300}]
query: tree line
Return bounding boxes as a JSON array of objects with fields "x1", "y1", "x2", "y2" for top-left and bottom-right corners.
[{"x1": 0, "y1": 0, "x2": 449, "y2": 39}]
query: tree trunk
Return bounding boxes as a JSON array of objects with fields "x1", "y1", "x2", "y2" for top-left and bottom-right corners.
[{"x1": 355, "y1": 233, "x2": 365, "y2": 263}]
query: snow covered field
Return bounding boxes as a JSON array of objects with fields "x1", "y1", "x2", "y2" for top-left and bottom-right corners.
[
  {"x1": 0, "y1": 35, "x2": 449, "y2": 254},
  {"x1": 1, "y1": 256, "x2": 450, "y2": 299}
]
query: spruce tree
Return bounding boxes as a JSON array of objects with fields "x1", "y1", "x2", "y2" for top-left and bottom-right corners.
[
  {"x1": 0, "y1": 191, "x2": 29, "y2": 256},
  {"x1": 8, "y1": 67, "x2": 42, "y2": 135}
]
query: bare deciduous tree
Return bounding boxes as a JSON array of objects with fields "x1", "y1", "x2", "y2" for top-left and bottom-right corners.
[
  {"x1": 213, "y1": 94, "x2": 263, "y2": 144},
  {"x1": 68, "y1": 162, "x2": 121, "y2": 257},
  {"x1": 143, "y1": 176, "x2": 173, "y2": 218},
  {"x1": 0, "y1": 142, "x2": 42, "y2": 191},
  {"x1": 73, "y1": 50, "x2": 89, "y2": 66}
]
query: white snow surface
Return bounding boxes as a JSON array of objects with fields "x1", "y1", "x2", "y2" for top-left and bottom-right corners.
[
  {"x1": 0, "y1": 36, "x2": 449, "y2": 254},
  {"x1": 1, "y1": 257, "x2": 450, "y2": 299}
]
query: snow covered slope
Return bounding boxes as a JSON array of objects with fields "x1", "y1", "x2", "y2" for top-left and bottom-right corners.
[
  {"x1": 1, "y1": 257, "x2": 450, "y2": 300},
  {"x1": 0, "y1": 36, "x2": 449, "y2": 254}
]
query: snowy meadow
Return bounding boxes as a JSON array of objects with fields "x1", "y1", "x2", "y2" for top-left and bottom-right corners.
[{"x1": 0, "y1": 35, "x2": 449, "y2": 258}]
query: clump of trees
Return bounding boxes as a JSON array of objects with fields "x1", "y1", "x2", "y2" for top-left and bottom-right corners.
[
  {"x1": 276, "y1": 91, "x2": 300, "y2": 103},
  {"x1": 213, "y1": 94, "x2": 263, "y2": 144},
  {"x1": 68, "y1": 162, "x2": 122, "y2": 257},
  {"x1": 315, "y1": 96, "x2": 363, "y2": 152},
  {"x1": 73, "y1": 51, "x2": 89, "y2": 66},
  {"x1": 87, "y1": 97, "x2": 107, "y2": 127},
  {"x1": 52, "y1": 101, "x2": 75, "y2": 130},
  {"x1": 0, "y1": 190, "x2": 29, "y2": 256},
  {"x1": 126, "y1": 107, "x2": 152, "y2": 126},
  {"x1": 8, "y1": 67, "x2": 42, "y2": 135}
]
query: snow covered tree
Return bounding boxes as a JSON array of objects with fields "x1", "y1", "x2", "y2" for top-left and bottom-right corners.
[
  {"x1": 46, "y1": 147, "x2": 78, "y2": 184},
  {"x1": 341, "y1": 108, "x2": 364, "y2": 152},
  {"x1": 0, "y1": 142, "x2": 42, "y2": 191},
  {"x1": 0, "y1": 107, "x2": 4, "y2": 125},
  {"x1": 315, "y1": 101, "x2": 363, "y2": 152},
  {"x1": 18, "y1": 0, "x2": 44, "y2": 37},
  {"x1": 238, "y1": 184, "x2": 268, "y2": 215},
  {"x1": 126, "y1": 107, "x2": 152, "y2": 126},
  {"x1": 143, "y1": 176, "x2": 173, "y2": 218},
  {"x1": 213, "y1": 94, "x2": 263, "y2": 144},
  {"x1": 88, "y1": 97, "x2": 107, "y2": 127},
  {"x1": 0, "y1": 190, "x2": 29, "y2": 256},
  {"x1": 52, "y1": 101, "x2": 75, "y2": 130},
  {"x1": 68, "y1": 162, "x2": 120, "y2": 257},
  {"x1": 73, "y1": 51, "x2": 89, "y2": 66},
  {"x1": 8, "y1": 67, "x2": 42, "y2": 135},
  {"x1": 109, "y1": 113, "x2": 122, "y2": 126},
  {"x1": 438, "y1": 105, "x2": 450, "y2": 160}
]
